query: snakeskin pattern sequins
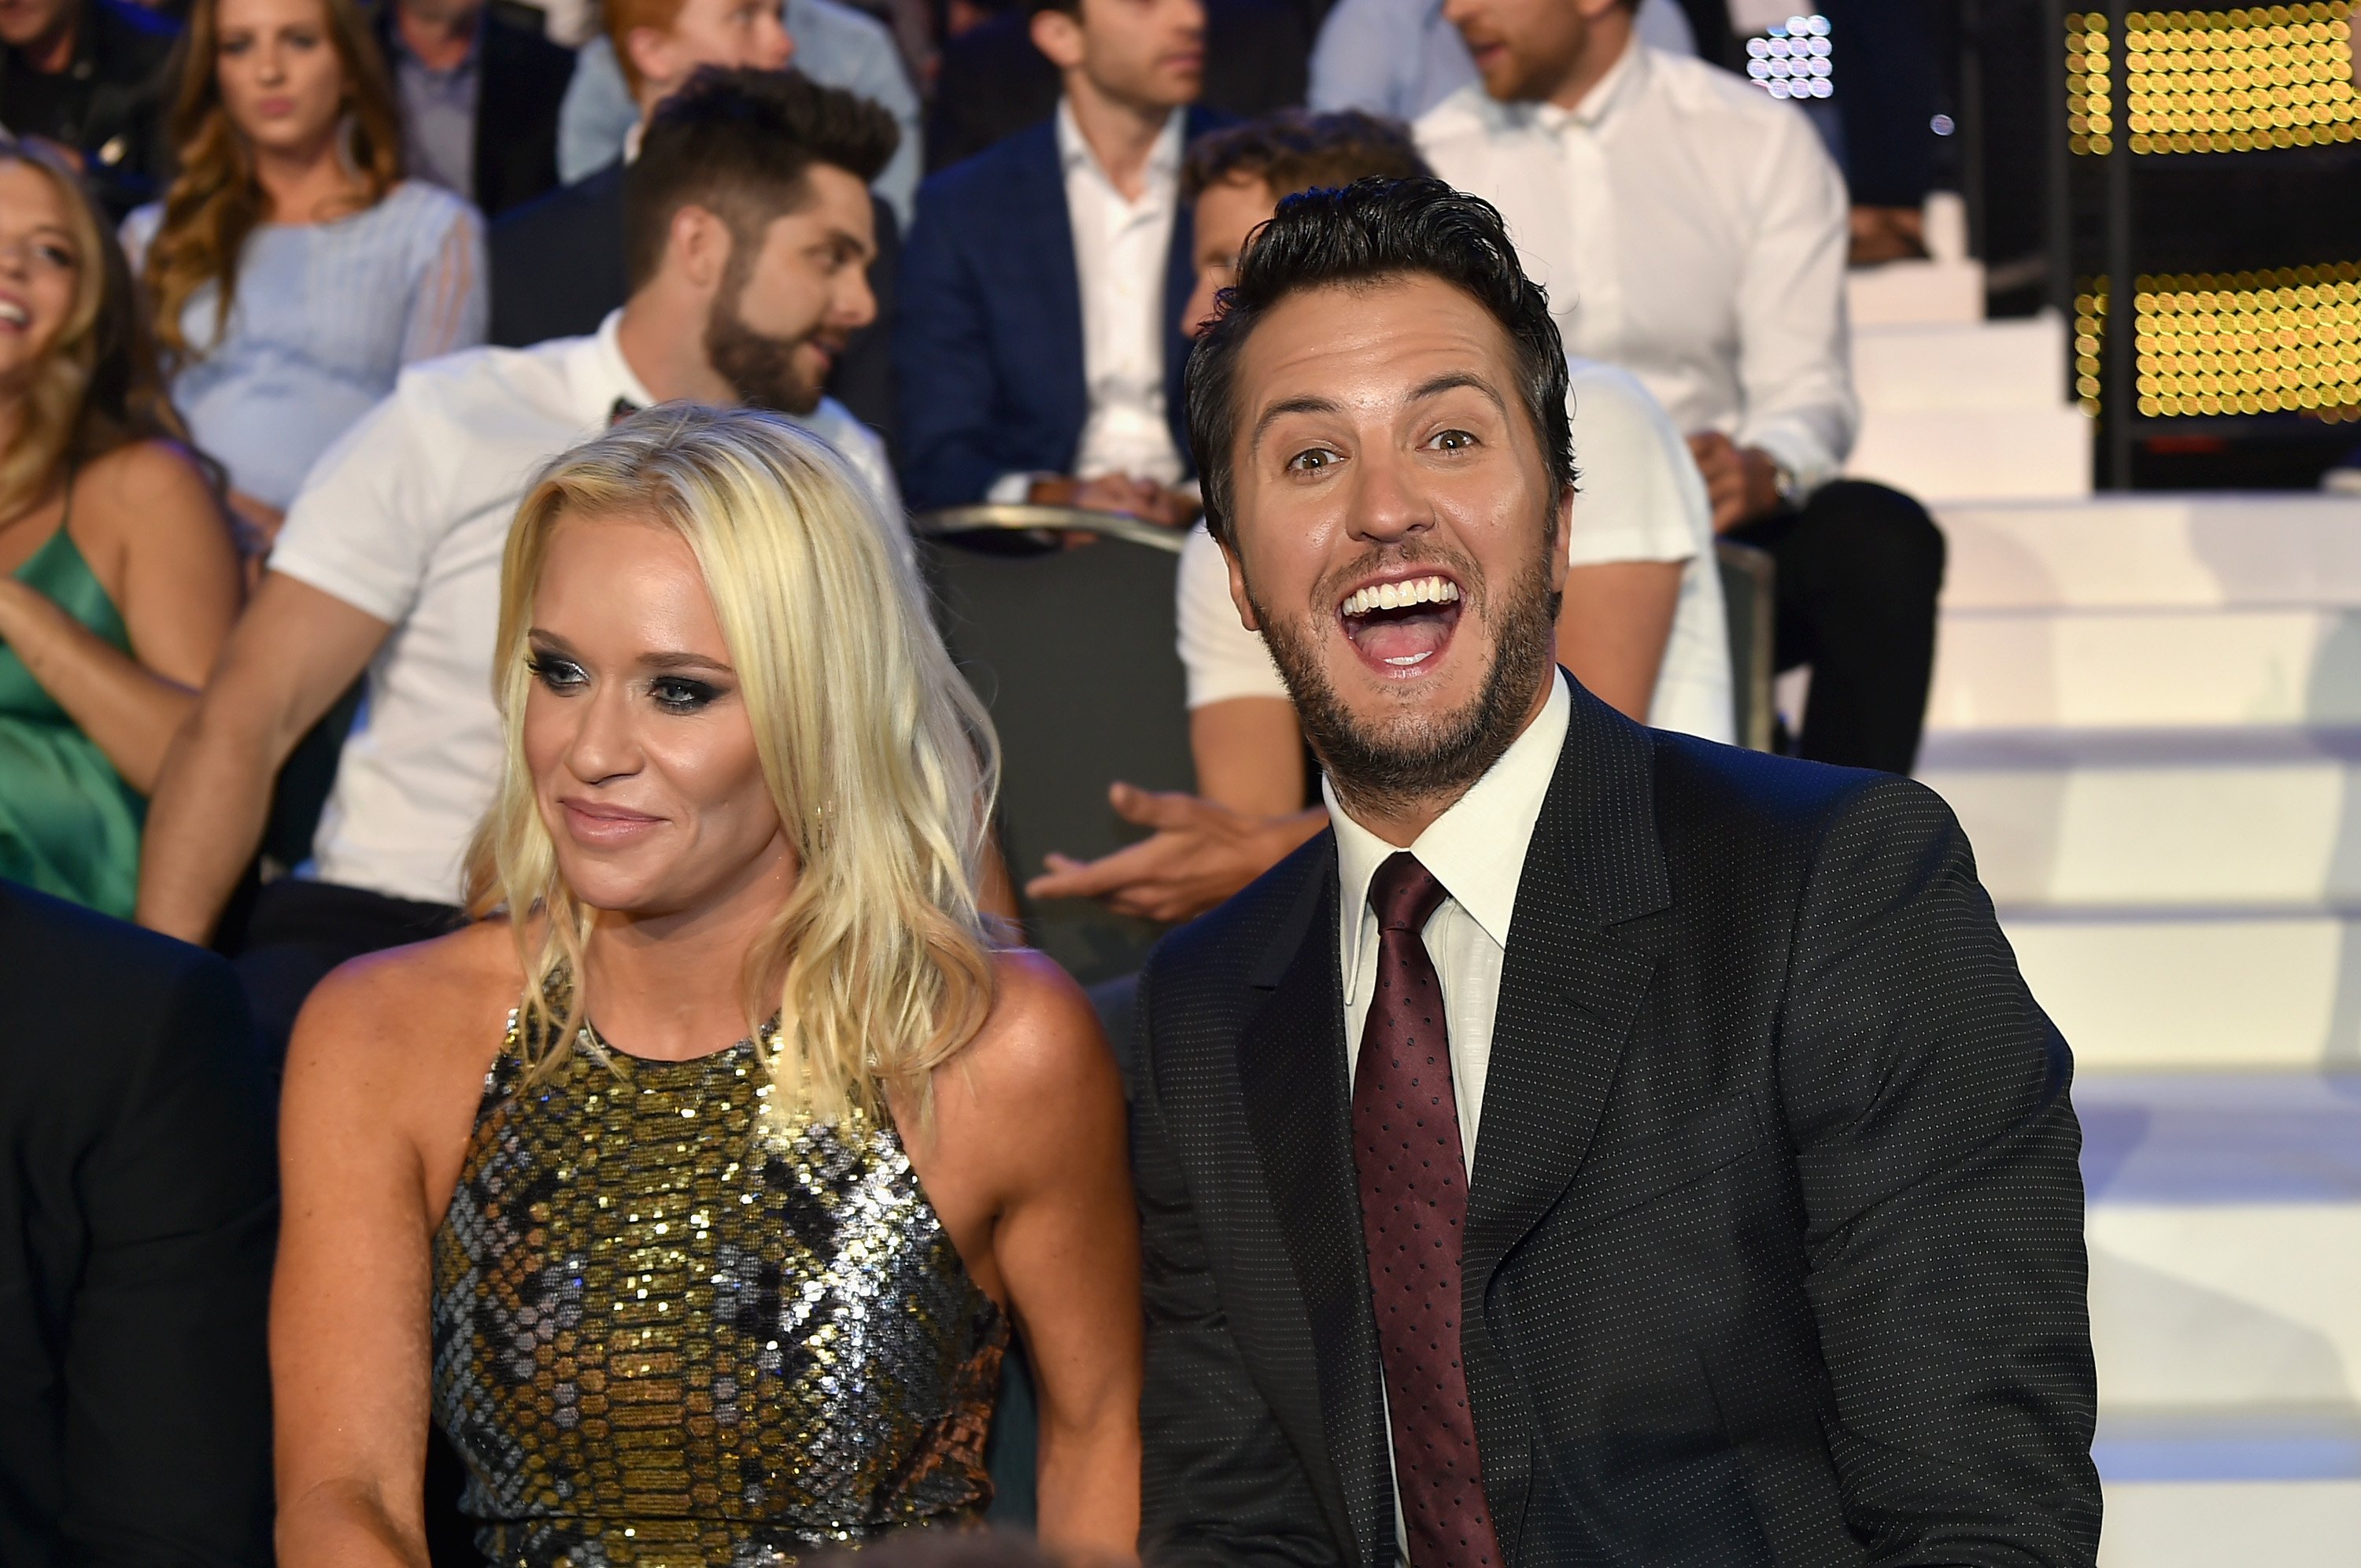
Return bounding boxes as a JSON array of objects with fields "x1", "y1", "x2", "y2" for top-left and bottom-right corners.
[{"x1": 430, "y1": 1009, "x2": 1006, "y2": 1566}]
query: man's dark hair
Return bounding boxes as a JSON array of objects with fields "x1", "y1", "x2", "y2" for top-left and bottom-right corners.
[
  {"x1": 623, "y1": 67, "x2": 898, "y2": 289},
  {"x1": 1184, "y1": 177, "x2": 1575, "y2": 548},
  {"x1": 1181, "y1": 109, "x2": 1432, "y2": 202}
]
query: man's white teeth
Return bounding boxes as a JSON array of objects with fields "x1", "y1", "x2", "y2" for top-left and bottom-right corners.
[
  {"x1": 1384, "y1": 651, "x2": 1433, "y2": 667},
  {"x1": 0, "y1": 301, "x2": 25, "y2": 327},
  {"x1": 1342, "y1": 575, "x2": 1460, "y2": 617}
]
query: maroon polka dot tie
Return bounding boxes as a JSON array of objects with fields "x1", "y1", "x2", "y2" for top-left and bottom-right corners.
[{"x1": 1351, "y1": 852, "x2": 1500, "y2": 1568}]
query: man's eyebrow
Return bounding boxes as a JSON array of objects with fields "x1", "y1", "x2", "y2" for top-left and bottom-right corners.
[
  {"x1": 1407, "y1": 371, "x2": 1509, "y2": 416},
  {"x1": 1248, "y1": 393, "x2": 1346, "y2": 456}
]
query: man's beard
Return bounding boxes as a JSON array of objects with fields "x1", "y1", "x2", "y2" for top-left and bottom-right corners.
[
  {"x1": 704, "y1": 264, "x2": 829, "y2": 417},
  {"x1": 1251, "y1": 529, "x2": 1562, "y2": 827}
]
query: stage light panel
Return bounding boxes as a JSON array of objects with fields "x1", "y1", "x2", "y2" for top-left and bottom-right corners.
[
  {"x1": 2076, "y1": 262, "x2": 2361, "y2": 419},
  {"x1": 2068, "y1": 6, "x2": 2359, "y2": 154},
  {"x1": 1743, "y1": 13, "x2": 1835, "y2": 101}
]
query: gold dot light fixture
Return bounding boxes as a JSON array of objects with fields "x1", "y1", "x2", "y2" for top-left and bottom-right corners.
[
  {"x1": 2067, "y1": 5, "x2": 2358, "y2": 155},
  {"x1": 2075, "y1": 262, "x2": 2361, "y2": 419}
]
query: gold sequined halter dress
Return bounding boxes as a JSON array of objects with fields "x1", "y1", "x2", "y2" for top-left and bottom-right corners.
[{"x1": 430, "y1": 999, "x2": 1007, "y2": 1567}]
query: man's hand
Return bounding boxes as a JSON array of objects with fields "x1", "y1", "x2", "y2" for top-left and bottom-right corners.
[
  {"x1": 1031, "y1": 474, "x2": 1198, "y2": 529},
  {"x1": 1025, "y1": 783, "x2": 1326, "y2": 924},
  {"x1": 1687, "y1": 432, "x2": 1784, "y2": 533}
]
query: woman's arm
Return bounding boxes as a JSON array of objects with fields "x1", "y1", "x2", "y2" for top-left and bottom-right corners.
[
  {"x1": 400, "y1": 202, "x2": 490, "y2": 364},
  {"x1": 0, "y1": 443, "x2": 241, "y2": 793},
  {"x1": 273, "y1": 950, "x2": 486, "y2": 1567},
  {"x1": 917, "y1": 953, "x2": 1144, "y2": 1559}
]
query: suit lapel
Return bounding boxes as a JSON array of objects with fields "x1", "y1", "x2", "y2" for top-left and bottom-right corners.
[
  {"x1": 1010, "y1": 126, "x2": 1090, "y2": 465},
  {"x1": 1463, "y1": 680, "x2": 1672, "y2": 1559},
  {"x1": 1236, "y1": 842, "x2": 1395, "y2": 1568}
]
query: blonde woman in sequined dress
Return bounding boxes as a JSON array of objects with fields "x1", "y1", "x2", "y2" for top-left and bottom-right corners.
[{"x1": 270, "y1": 407, "x2": 1142, "y2": 1566}]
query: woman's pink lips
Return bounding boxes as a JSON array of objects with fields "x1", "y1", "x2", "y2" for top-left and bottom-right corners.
[{"x1": 560, "y1": 799, "x2": 666, "y2": 844}]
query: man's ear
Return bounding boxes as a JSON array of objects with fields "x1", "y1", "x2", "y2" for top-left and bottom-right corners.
[
  {"x1": 623, "y1": 25, "x2": 675, "y2": 100},
  {"x1": 1221, "y1": 533, "x2": 1263, "y2": 633},
  {"x1": 1029, "y1": 6, "x2": 1086, "y2": 72},
  {"x1": 1548, "y1": 484, "x2": 1573, "y2": 594},
  {"x1": 667, "y1": 203, "x2": 733, "y2": 295}
]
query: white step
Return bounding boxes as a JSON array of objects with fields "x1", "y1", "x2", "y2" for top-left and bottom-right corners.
[
  {"x1": 1929, "y1": 607, "x2": 2361, "y2": 730},
  {"x1": 1846, "y1": 255, "x2": 1986, "y2": 326},
  {"x1": 1917, "y1": 730, "x2": 2361, "y2": 908},
  {"x1": 2081, "y1": 1074, "x2": 2361, "y2": 1409},
  {"x1": 2008, "y1": 909, "x2": 2360, "y2": 1072},
  {"x1": 1853, "y1": 314, "x2": 2071, "y2": 412},
  {"x1": 1846, "y1": 406, "x2": 2092, "y2": 502},
  {"x1": 1936, "y1": 494, "x2": 2361, "y2": 611},
  {"x1": 2100, "y1": 1479, "x2": 2361, "y2": 1567}
]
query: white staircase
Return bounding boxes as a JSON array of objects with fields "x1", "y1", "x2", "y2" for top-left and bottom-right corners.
[{"x1": 1916, "y1": 494, "x2": 2361, "y2": 1565}]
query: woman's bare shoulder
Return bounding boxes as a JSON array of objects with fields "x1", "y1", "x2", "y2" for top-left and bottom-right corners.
[
  {"x1": 288, "y1": 919, "x2": 523, "y2": 1092},
  {"x1": 940, "y1": 948, "x2": 1121, "y2": 1118}
]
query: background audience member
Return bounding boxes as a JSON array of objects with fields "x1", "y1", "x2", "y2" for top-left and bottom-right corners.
[
  {"x1": 556, "y1": 0, "x2": 922, "y2": 227},
  {"x1": 925, "y1": 0, "x2": 1304, "y2": 173},
  {"x1": 136, "y1": 68, "x2": 900, "y2": 1060},
  {"x1": 365, "y1": 0, "x2": 577, "y2": 220},
  {"x1": 1419, "y1": 0, "x2": 1945, "y2": 773},
  {"x1": 896, "y1": 0, "x2": 1220, "y2": 517},
  {"x1": 121, "y1": 0, "x2": 487, "y2": 547},
  {"x1": 1026, "y1": 118, "x2": 1729, "y2": 924},
  {"x1": 1309, "y1": 0, "x2": 1693, "y2": 120},
  {"x1": 0, "y1": 881, "x2": 275, "y2": 1568},
  {"x1": 0, "y1": 144, "x2": 241, "y2": 920},
  {"x1": 0, "y1": 0, "x2": 179, "y2": 218}
]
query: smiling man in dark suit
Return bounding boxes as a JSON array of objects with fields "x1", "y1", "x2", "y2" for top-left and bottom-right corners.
[{"x1": 1132, "y1": 177, "x2": 2101, "y2": 1567}]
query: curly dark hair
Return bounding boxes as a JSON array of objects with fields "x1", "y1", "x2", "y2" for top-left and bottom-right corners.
[
  {"x1": 623, "y1": 67, "x2": 900, "y2": 290},
  {"x1": 1180, "y1": 108, "x2": 1431, "y2": 201},
  {"x1": 1182, "y1": 176, "x2": 1576, "y2": 548}
]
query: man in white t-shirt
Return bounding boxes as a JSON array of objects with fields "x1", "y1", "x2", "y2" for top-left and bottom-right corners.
[
  {"x1": 1025, "y1": 112, "x2": 1728, "y2": 924},
  {"x1": 135, "y1": 69, "x2": 904, "y2": 1061}
]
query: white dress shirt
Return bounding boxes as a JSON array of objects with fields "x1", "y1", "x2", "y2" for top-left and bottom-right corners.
[
  {"x1": 1176, "y1": 358, "x2": 1732, "y2": 743},
  {"x1": 1328, "y1": 670, "x2": 1572, "y2": 1164},
  {"x1": 1417, "y1": 41, "x2": 1859, "y2": 494},
  {"x1": 271, "y1": 311, "x2": 900, "y2": 906},
  {"x1": 988, "y1": 100, "x2": 1188, "y2": 500}
]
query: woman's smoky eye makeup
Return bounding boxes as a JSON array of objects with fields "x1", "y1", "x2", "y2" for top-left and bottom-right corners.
[{"x1": 526, "y1": 644, "x2": 730, "y2": 714}]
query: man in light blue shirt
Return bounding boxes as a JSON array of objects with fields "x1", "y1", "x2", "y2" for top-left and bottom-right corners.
[
  {"x1": 557, "y1": 0, "x2": 920, "y2": 225},
  {"x1": 1310, "y1": 0, "x2": 1692, "y2": 119}
]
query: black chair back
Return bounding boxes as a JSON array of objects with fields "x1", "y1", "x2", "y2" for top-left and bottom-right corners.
[{"x1": 915, "y1": 506, "x2": 1195, "y2": 985}]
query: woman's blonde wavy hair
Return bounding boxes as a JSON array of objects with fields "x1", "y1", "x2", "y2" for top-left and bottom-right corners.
[
  {"x1": 464, "y1": 406, "x2": 1003, "y2": 1128},
  {"x1": 0, "y1": 141, "x2": 203, "y2": 523}
]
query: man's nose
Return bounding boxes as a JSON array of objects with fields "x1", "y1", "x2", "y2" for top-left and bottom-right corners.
[{"x1": 1346, "y1": 444, "x2": 1429, "y2": 544}]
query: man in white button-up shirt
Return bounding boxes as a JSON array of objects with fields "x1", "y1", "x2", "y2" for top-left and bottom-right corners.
[
  {"x1": 136, "y1": 72, "x2": 905, "y2": 1061},
  {"x1": 896, "y1": 0, "x2": 1221, "y2": 521},
  {"x1": 1417, "y1": 0, "x2": 1946, "y2": 775}
]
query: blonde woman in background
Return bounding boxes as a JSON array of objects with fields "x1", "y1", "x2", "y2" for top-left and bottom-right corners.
[
  {"x1": 0, "y1": 141, "x2": 240, "y2": 917},
  {"x1": 271, "y1": 407, "x2": 1141, "y2": 1566},
  {"x1": 121, "y1": 0, "x2": 484, "y2": 548}
]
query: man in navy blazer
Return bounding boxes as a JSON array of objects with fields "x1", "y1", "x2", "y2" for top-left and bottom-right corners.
[{"x1": 896, "y1": 0, "x2": 1227, "y2": 518}]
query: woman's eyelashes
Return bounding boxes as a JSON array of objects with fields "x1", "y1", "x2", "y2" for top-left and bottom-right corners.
[{"x1": 527, "y1": 652, "x2": 725, "y2": 714}]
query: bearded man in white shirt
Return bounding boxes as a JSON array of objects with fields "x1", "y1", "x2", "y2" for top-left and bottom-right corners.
[
  {"x1": 1417, "y1": 0, "x2": 1947, "y2": 776},
  {"x1": 135, "y1": 69, "x2": 904, "y2": 1063}
]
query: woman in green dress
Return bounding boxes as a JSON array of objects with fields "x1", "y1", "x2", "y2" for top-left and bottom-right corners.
[{"x1": 0, "y1": 142, "x2": 242, "y2": 918}]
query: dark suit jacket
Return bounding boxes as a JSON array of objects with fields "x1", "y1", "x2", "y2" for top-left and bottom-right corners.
[
  {"x1": 1133, "y1": 681, "x2": 2101, "y2": 1567},
  {"x1": 0, "y1": 883, "x2": 276, "y2": 1568},
  {"x1": 924, "y1": 0, "x2": 1306, "y2": 172},
  {"x1": 486, "y1": 162, "x2": 904, "y2": 438},
  {"x1": 368, "y1": 1, "x2": 575, "y2": 220},
  {"x1": 894, "y1": 106, "x2": 1221, "y2": 511},
  {"x1": 0, "y1": 0, "x2": 179, "y2": 220}
]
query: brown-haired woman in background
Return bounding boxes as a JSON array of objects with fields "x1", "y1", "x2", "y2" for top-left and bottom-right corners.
[
  {"x1": 122, "y1": 0, "x2": 485, "y2": 546},
  {"x1": 0, "y1": 141, "x2": 242, "y2": 918}
]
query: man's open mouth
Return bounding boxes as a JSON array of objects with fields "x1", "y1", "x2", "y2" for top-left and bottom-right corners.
[{"x1": 1339, "y1": 572, "x2": 1464, "y2": 675}]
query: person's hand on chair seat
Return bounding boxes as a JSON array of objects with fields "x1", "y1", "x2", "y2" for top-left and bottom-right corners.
[
  {"x1": 1029, "y1": 474, "x2": 1199, "y2": 529},
  {"x1": 1687, "y1": 432, "x2": 1784, "y2": 533},
  {"x1": 1026, "y1": 783, "x2": 1326, "y2": 924}
]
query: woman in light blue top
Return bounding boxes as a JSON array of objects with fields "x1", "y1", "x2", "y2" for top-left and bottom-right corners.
[{"x1": 124, "y1": 0, "x2": 486, "y2": 543}]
